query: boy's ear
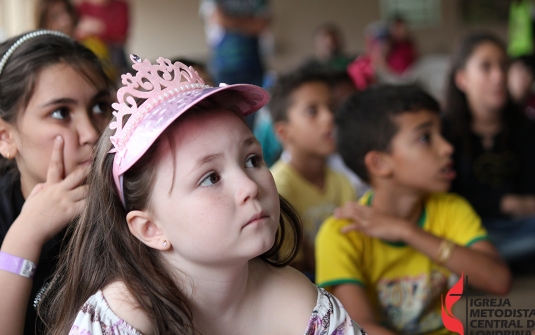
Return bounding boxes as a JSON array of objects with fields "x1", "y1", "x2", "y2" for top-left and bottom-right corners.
[
  {"x1": 126, "y1": 210, "x2": 171, "y2": 251},
  {"x1": 454, "y1": 70, "x2": 467, "y2": 93},
  {"x1": 364, "y1": 150, "x2": 393, "y2": 179},
  {"x1": 273, "y1": 120, "x2": 289, "y2": 143},
  {"x1": 0, "y1": 119, "x2": 18, "y2": 159}
]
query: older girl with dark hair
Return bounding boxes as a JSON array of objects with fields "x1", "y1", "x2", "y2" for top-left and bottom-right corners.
[
  {"x1": 443, "y1": 31, "x2": 535, "y2": 271},
  {"x1": 0, "y1": 30, "x2": 113, "y2": 334}
]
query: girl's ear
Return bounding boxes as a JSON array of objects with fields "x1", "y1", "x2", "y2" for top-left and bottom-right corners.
[
  {"x1": 454, "y1": 70, "x2": 467, "y2": 93},
  {"x1": 364, "y1": 150, "x2": 393, "y2": 180},
  {"x1": 126, "y1": 210, "x2": 170, "y2": 251},
  {"x1": 0, "y1": 119, "x2": 18, "y2": 159}
]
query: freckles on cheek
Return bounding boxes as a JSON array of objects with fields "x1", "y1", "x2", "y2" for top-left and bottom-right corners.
[
  {"x1": 205, "y1": 193, "x2": 231, "y2": 228},
  {"x1": 188, "y1": 192, "x2": 225, "y2": 219}
]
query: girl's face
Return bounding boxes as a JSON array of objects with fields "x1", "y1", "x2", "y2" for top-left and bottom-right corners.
[
  {"x1": 45, "y1": 1, "x2": 75, "y2": 36},
  {"x1": 149, "y1": 110, "x2": 280, "y2": 266},
  {"x1": 9, "y1": 63, "x2": 110, "y2": 193},
  {"x1": 315, "y1": 29, "x2": 341, "y2": 58},
  {"x1": 508, "y1": 61, "x2": 534, "y2": 103},
  {"x1": 455, "y1": 42, "x2": 509, "y2": 114}
]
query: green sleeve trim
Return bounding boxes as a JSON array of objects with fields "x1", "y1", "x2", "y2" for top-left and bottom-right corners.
[
  {"x1": 465, "y1": 235, "x2": 489, "y2": 247},
  {"x1": 318, "y1": 278, "x2": 365, "y2": 288}
]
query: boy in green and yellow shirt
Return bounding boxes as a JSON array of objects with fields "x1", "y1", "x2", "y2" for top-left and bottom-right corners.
[{"x1": 316, "y1": 85, "x2": 511, "y2": 334}]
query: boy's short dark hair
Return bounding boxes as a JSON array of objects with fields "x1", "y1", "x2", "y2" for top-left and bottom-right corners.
[
  {"x1": 336, "y1": 84, "x2": 440, "y2": 183},
  {"x1": 269, "y1": 68, "x2": 331, "y2": 123}
]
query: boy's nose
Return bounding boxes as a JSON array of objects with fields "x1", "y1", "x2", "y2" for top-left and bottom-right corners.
[
  {"x1": 322, "y1": 107, "x2": 335, "y2": 125},
  {"x1": 440, "y1": 136, "x2": 454, "y2": 156},
  {"x1": 235, "y1": 171, "x2": 260, "y2": 204}
]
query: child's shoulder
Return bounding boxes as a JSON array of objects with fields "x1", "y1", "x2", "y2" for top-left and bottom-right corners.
[
  {"x1": 425, "y1": 193, "x2": 487, "y2": 246},
  {"x1": 316, "y1": 216, "x2": 367, "y2": 253},
  {"x1": 101, "y1": 281, "x2": 152, "y2": 335},
  {"x1": 426, "y1": 192, "x2": 474, "y2": 211},
  {"x1": 265, "y1": 263, "x2": 318, "y2": 295},
  {"x1": 252, "y1": 261, "x2": 319, "y2": 332},
  {"x1": 255, "y1": 261, "x2": 318, "y2": 305},
  {"x1": 319, "y1": 216, "x2": 354, "y2": 236},
  {"x1": 254, "y1": 263, "x2": 365, "y2": 335},
  {"x1": 424, "y1": 193, "x2": 482, "y2": 233}
]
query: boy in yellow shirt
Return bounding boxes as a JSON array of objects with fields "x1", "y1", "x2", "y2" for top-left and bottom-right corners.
[
  {"x1": 270, "y1": 69, "x2": 355, "y2": 279},
  {"x1": 315, "y1": 85, "x2": 511, "y2": 334}
]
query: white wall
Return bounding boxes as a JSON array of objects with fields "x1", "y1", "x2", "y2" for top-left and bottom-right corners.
[
  {"x1": 128, "y1": 0, "x2": 208, "y2": 61},
  {"x1": 0, "y1": 0, "x2": 509, "y2": 73},
  {"x1": 0, "y1": 0, "x2": 36, "y2": 39},
  {"x1": 128, "y1": 0, "x2": 508, "y2": 73},
  {"x1": 127, "y1": 0, "x2": 365, "y2": 72}
]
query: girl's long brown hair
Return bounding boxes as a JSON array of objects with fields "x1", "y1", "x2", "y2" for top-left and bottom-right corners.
[
  {"x1": 442, "y1": 31, "x2": 521, "y2": 154},
  {"x1": 41, "y1": 91, "x2": 302, "y2": 334}
]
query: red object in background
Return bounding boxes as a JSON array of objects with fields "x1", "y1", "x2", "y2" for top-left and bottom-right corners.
[
  {"x1": 386, "y1": 40, "x2": 417, "y2": 74},
  {"x1": 346, "y1": 55, "x2": 376, "y2": 91},
  {"x1": 76, "y1": 0, "x2": 129, "y2": 44}
]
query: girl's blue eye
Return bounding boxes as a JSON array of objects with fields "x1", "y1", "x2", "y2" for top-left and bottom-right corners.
[
  {"x1": 245, "y1": 154, "x2": 263, "y2": 168},
  {"x1": 51, "y1": 108, "x2": 70, "y2": 120},
  {"x1": 200, "y1": 172, "x2": 221, "y2": 187}
]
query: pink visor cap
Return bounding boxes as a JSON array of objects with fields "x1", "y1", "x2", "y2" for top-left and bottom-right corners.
[{"x1": 109, "y1": 55, "x2": 270, "y2": 206}]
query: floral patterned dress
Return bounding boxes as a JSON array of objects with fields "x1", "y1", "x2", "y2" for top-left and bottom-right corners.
[{"x1": 69, "y1": 287, "x2": 365, "y2": 335}]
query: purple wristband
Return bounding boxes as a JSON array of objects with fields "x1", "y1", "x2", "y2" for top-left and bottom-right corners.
[{"x1": 0, "y1": 251, "x2": 36, "y2": 278}]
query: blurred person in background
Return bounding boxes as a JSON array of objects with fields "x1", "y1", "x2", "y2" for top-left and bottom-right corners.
[
  {"x1": 270, "y1": 69, "x2": 356, "y2": 280},
  {"x1": 508, "y1": 54, "x2": 535, "y2": 120},
  {"x1": 346, "y1": 21, "x2": 389, "y2": 91},
  {"x1": 200, "y1": 0, "x2": 271, "y2": 129},
  {"x1": 385, "y1": 15, "x2": 418, "y2": 75},
  {"x1": 301, "y1": 23, "x2": 355, "y2": 73},
  {"x1": 443, "y1": 31, "x2": 535, "y2": 274},
  {"x1": 73, "y1": 0, "x2": 130, "y2": 81},
  {"x1": 36, "y1": 0, "x2": 77, "y2": 37},
  {"x1": 36, "y1": 0, "x2": 113, "y2": 81}
]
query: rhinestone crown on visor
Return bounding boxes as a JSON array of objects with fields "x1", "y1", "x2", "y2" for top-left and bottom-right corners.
[{"x1": 109, "y1": 54, "x2": 211, "y2": 159}]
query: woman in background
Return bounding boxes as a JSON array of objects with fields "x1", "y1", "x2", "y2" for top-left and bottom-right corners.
[{"x1": 443, "y1": 31, "x2": 535, "y2": 273}]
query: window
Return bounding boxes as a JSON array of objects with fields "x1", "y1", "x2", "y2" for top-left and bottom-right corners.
[{"x1": 380, "y1": 0, "x2": 441, "y2": 28}]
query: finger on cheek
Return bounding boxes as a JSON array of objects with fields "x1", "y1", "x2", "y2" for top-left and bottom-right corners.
[
  {"x1": 54, "y1": 136, "x2": 63, "y2": 154},
  {"x1": 47, "y1": 136, "x2": 65, "y2": 182}
]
